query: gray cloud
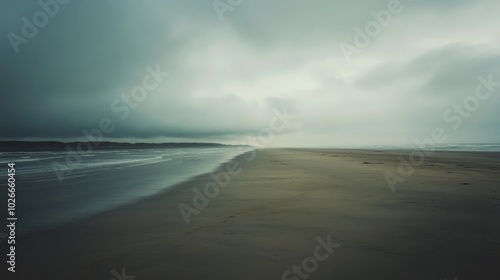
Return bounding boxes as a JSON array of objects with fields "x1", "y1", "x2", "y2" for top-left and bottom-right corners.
[{"x1": 1, "y1": 0, "x2": 499, "y2": 146}]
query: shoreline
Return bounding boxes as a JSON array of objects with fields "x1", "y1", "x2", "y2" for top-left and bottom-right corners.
[
  {"x1": 10, "y1": 148, "x2": 500, "y2": 279},
  {"x1": 17, "y1": 149, "x2": 256, "y2": 238}
]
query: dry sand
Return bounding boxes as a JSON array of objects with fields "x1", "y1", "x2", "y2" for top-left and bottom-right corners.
[{"x1": 8, "y1": 149, "x2": 500, "y2": 280}]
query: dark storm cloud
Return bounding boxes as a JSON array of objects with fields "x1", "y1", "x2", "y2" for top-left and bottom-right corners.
[{"x1": 1, "y1": 0, "x2": 214, "y2": 138}]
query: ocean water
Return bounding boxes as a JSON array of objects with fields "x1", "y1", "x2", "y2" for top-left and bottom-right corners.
[
  {"x1": 0, "y1": 147, "x2": 253, "y2": 234},
  {"x1": 340, "y1": 143, "x2": 500, "y2": 152}
]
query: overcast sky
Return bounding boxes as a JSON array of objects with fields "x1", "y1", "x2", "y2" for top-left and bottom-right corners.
[{"x1": 1, "y1": 0, "x2": 499, "y2": 147}]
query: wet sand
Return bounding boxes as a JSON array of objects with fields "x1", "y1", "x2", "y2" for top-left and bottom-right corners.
[{"x1": 7, "y1": 149, "x2": 500, "y2": 280}]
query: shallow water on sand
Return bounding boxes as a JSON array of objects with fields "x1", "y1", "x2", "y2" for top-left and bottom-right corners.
[{"x1": 0, "y1": 147, "x2": 252, "y2": 234}]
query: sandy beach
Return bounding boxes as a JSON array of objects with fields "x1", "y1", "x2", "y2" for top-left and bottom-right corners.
[{"x1": 9, "y1": 148, "x2": 500, "y2": 280}]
